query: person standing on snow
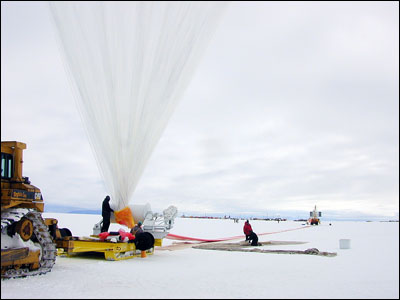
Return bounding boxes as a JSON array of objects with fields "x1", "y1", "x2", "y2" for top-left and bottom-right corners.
[
  {"x1": 101, "y1": 195, "x2": 114, "y2": 232},
  {"x1": 243, "y1": 220, "x2": 252, "y2": 241}
]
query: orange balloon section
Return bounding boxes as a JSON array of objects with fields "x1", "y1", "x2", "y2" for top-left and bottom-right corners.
[{"x1": 114, "y1": 206, "x2": 135, "y2": 229}]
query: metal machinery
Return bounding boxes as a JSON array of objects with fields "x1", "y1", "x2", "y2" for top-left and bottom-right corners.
[
  {"x1": 55, "y1": 205, "x2": 177, "y2": 261},
  {"x1": 1, "y1": 141, "x2": 178, "y2": 278},
  {"x1": 1, "y1": 141, "x2": 61, "y2": 278},
  {"x1": 93, "y1": 203, "x2": 177, "y2": 241},
  {"x1": 308, "y1": 205, "x2": 322, "y2": 225},
  {"x1": 57, "y1": 203, "x2": 178, "y2": 260}
]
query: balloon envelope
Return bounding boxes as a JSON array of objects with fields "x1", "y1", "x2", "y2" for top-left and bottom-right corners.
[{"x1": 49, "y1": 1, "x2": 227, "y2": 210}]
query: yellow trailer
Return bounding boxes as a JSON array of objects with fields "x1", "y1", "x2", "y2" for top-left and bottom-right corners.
[{"x1": 56, "y1": 236, "x2": 163, "y2": 261}]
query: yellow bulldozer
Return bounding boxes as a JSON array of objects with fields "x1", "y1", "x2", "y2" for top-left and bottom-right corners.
[{"x1": 1, "y1": 141, "x2": 70, "y2": 278}]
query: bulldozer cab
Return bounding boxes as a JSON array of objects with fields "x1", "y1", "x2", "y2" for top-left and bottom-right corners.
[
  {"x1": 1, "y1": 141, "x2": 26, "y2": 183},
  {"x1": 1, "y1": 141, "x2": 44, "y2": 212},
  {"x1": 1, "y1": 150, "x2": 16, "y2": 183}
]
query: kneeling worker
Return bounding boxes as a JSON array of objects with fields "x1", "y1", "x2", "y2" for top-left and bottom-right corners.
[{"x1": 130, "y1": 221, "x2": 144, "y2": 236}]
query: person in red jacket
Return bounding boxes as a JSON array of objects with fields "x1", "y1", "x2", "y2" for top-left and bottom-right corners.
[
  {"x1": 243, "y1": 220, "x2": 252, "y2": 241},
  {"x1": 243, "y1": 220, "x2": 260, "y2": 246}
]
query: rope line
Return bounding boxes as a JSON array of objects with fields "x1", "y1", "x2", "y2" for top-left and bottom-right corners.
[{"x1": 166, "y1": 225, "x2": 311, "y2": 243}]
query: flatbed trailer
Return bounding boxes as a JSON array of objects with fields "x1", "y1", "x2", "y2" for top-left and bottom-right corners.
[{"x1": 55, "y1": 236, "x2": 163, "y2": 261}]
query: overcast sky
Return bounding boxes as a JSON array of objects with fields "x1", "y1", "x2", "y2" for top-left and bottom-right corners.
[{"x1": 1, "y1": 1, "x2": 399, "y2": 219}]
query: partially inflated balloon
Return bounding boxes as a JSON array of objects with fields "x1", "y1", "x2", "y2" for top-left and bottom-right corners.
[{"x1": 49, "y1": 1, "x2": 227, "y2": 210}]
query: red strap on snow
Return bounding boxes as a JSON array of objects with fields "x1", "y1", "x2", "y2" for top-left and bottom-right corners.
[
  {"x1": 166, "y1": 233, "x2": 243, "y2": 242},
  {"x1": 166, "y1": 225, "x2": 311, "y2": 242}
]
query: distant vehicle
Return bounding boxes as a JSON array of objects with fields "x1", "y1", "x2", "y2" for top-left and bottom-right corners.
[{"x1": 308, "y1": 205, "x2": 321, "y2": 225}]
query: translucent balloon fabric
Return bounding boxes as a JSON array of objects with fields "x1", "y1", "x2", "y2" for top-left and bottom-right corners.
[{"x1": 49, "y1": 2, "x2": 227, "y2": 211}]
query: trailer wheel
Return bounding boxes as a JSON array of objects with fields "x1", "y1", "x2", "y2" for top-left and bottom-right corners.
[
  {"x1": 134, "y1": 232, "x2": 155, "y2": 251},
  {"x1": 59, "y1": 228, "x2": 72, "y2": 237}
]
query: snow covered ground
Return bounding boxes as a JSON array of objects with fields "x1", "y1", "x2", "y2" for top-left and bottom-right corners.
[{"x1": 1, "y1": 213, "x2": 399, "y2": 299}]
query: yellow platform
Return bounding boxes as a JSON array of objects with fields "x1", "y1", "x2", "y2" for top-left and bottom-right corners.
[{"x1": 56, "y1": 236, "x2": 162, "y2": 261}]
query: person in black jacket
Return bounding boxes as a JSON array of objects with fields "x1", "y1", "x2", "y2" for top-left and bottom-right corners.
[
  {"x1": 101, "y1": 195, "x2": 114, "y2": 232},
  {"x1": 248, "y1": 230, "x2": 259, "y2": 246}
]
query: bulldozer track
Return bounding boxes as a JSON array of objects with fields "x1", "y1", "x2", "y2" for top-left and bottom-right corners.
[{"x1": 1, "y1": 210, "x2": 57, "y2": 279}]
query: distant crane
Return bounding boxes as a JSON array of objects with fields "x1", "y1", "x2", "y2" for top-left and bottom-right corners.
[{"x1": 308, "y1": 205, "x2": 321, "y2": 225}]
